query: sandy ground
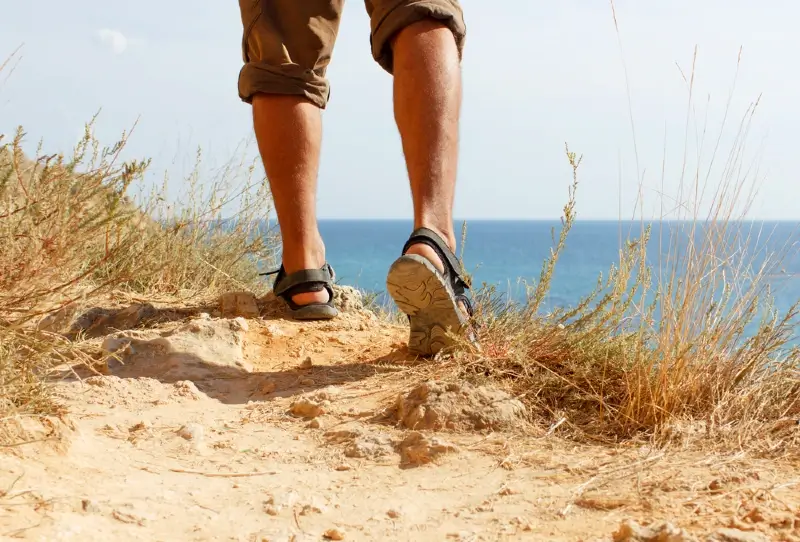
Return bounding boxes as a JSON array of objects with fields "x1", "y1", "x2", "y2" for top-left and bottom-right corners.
[{"x1": 1, "y1": 298, "x2": 799, "y2": 542}]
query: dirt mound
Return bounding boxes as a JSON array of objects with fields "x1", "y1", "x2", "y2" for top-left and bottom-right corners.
[
  {"x1": 392, "y1": 380, "x2": 526, "y2": 431},
  {"x1": 101, "y1": 315, "x2": 250, "y2": 381},
  {"x1": 324, "y1": 423, "x2": 457, "y2": 466}
]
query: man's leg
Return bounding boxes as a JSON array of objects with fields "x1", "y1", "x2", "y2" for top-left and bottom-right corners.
[
  {"x1": 366, "y1": 1, "x2": 469, "y2": 353},
  {"x1": 391, "y1": 19, "x2": 462, "y2": 274},
  {"x1": 237, "y1": 0, "x2": 343, "y2": 308},
  {"x1": 252, "y1": 97, "x2": 327, "y2": 306}
]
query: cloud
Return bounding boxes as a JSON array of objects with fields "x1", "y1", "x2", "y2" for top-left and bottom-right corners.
[{"x1": 97, "y1": 29, "x2": 128, "y2": 54}]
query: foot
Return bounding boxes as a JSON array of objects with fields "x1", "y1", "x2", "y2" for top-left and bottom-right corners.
[
  {"x1": 387, "y1": 227, "x2": 473, "y2": 356},
  {"x1": 286, "y1": 278, "x2": 330, "y2": 307},
  {"x1": 282, "y1": 238, "x2": 330, "y2": 307},
  {"x1": 404, "y1": 236, "x2": 470, "y2": 318}
]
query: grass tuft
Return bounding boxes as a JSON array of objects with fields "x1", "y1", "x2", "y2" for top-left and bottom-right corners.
[
  {"x1": 457, "y1": 110, "x2": 799, "y2": 452},
  {"x1": 1, "y1": 102, "x2": 276, "y2": 444}
]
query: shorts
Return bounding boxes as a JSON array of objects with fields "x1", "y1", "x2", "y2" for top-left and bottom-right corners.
[{"x1": 237, "y1": 0, "x2": 466, "y2": 109}]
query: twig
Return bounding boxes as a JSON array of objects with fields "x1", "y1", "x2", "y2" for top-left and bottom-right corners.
[
  {"x1": 0, "y1": 437, "x2": 56, "y2": 448},
  {"x1": 546, "y1": 417, "x2": 567, "y2": 436},
  {"x1": 193, "y1": 499, "x2": 220, "y2": 514},
  {"x1": 169, "y1": 468, "x2": 275, "y2": 478}
]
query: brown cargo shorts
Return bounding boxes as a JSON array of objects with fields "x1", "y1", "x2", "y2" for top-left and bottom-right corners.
[{"x1": 237, "y1": 0, "x2": 466, "y2": 109}]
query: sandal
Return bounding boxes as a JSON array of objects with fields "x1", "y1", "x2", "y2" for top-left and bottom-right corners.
[
  {"x1": 386, "y1": 227, "x2": 474, "y2": 356},
  {"x1": 262, "y1": 263, "x2": 338, "y2": 321}
]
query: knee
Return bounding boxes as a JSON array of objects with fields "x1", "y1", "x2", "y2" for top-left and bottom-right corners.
[
  {"x1": 389, "y1": 18, "x2": 454, "y2": 50},
  {"x1": 368, "y1": 1, "x2": 466, "y2": 74}
]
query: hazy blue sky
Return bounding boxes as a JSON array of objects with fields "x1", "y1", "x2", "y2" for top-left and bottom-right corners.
[{"x1": 1, "y1": 1, "x2": 798, "y2": 219}]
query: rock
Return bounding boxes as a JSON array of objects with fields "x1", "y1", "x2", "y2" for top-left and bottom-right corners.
[
  {"x1": 387, "y1": 509, "x2": 401, "y2": 519},
  {"x1": 37, "y1": 302, "x2": 79, "y2": 333},
  {"x1": 300, "y1": 356, "x2": 313, "y2": 369},
  {"x1": 299, "y1": 503, "x2": 326, "y2": 515},
  {"x1": 298, "y1": 378, "x2": 315, "y2": 386},
  {"x1": 393, "y1": 381, "x2": 526, "y2": 431},
  {"x1": 264, "y1": 505, "x2": 279, "y2": 516},
  {"x1": 308, "y1": 419, "x2": 323, "y2": 429},
  {"x1": 81, "y1": 498, "x2": 101, "y2": 513},
  {"x1": 344, "y1": 434, "x2": 394, "y2": 459},
  {"x1": 219, "y1": 291, "x2": 260, "y2": 318},
  {"x1": 612, "y1": 520, "x2": 695, "y2": 542},
  {"x1": 325, "y1": 424, "x2": 364, "y2": 443},
  {"x1": 85, "y1": 376, "x2": 110, "y2": 387},
  {"x1": 397, "y1": 432, "x2": 458, "y2": 466},
  {"x1": 290, "y1": 398, "x2": 325, "y2": 419},
  {"x1": 173, "y1": 380, "x2": 202, "y2": 400},
  {"x1": 332, "y1": 286, "x2": 364, "y2": 313},
  {"x1": 324, "y1": 423, "x2": 394, "y2": 459},
  {"x1": 177, "y1": 423, "x2": 204, "y2": 441},
  {"x1": 76, "y1": 303, "x2": 159, "y2": 338},
  {"x1": 323, "y1": 528, "x2": 345, "y2": 540},
  {"x1": 100, "y1": 317, "x2": 251, "y2": 381},
  {"x1": 708, "y1": 529, "x2": 770, "y2": 542}
]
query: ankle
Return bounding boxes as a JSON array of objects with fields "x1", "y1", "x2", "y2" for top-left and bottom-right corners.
[
  {"x1": 415, "y1": 223, "x2": 456, "y2": 252},
  {"x1": 281, "y1": 235, "x2": 326, "y2": 273}
]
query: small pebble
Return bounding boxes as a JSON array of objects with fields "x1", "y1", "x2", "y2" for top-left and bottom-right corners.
[
  {"x1": 82, "y1": 499, "x2": 100, "y2": 513},
  {"x1": 387, "y1": 509, "x2": 401, "y2": 519},
  {"x1": 177, "y1": 423, "x2": 204, "y2": 441},
  {"x1": 264, "y1": 505, "x2": 279, "y2": 516},
  {"x1": 323, "y1": 528, "x2": 345, "y2": 540}
]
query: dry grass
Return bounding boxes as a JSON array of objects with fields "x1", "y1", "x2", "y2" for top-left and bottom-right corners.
[
  {"x1": 2, "y1": 43, "x2": 799, "y2": 459},
  {"x1": 455, "y1": 65, "x2": 800, "y2": 453},
  {"x1": 1, "y1": 50, "x2": 277, "y2": 443}
]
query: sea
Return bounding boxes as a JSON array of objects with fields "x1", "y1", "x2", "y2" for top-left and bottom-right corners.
[{"x1": 315, "y1": 220, "x2": 800, "y2": 341}]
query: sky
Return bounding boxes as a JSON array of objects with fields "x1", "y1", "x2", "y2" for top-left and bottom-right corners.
[{"x1": 1, "y1": 1, "x2": 798, "y2": 220}]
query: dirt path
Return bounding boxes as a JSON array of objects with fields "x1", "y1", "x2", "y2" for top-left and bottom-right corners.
[{"x1": 2, "y1": 301, "x2": 799, "y2": 541}]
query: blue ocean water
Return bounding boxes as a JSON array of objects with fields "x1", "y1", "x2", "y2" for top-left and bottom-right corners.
[{"x1": 318, "y1": 220, "x2": 800, "y2": 328}]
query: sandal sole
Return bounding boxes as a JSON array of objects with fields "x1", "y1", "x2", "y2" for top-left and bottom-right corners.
[
  {"x1": 290, "y1": 304, "x2": 338, "y2": 321},
  {"x1": 386, "y1": 254, "x2": 467, "y2": 356}
]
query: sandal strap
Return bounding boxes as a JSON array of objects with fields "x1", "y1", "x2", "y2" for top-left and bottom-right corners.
[
  {"x1": 263, "y1": 263, "x2": 335, "y2": 298},
  {"x1": 456, "y1": 293, "x2": 474, "y2": 317},
  {"x1": 402, "y1": 228, "x2": 470, "y2": 292}
]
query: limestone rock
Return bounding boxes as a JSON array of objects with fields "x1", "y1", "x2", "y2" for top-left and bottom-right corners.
[
  {"x1": 219, "y1": 291, "x2": 260, "y2": 318},
  {"x1": 344, "y1": 434, "x2": 394, "y2": 459},
  {"x1": 393, "y1": 381, "x2": 526, "y2": 431},
  {"x1": 101, "y1": 317, "x2": 251, "y2": 381},
  {"x1": 332, "y1": 286, "x2": 363, "y2": 313}
]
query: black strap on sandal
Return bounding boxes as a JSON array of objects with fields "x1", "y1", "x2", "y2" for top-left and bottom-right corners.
[
  {"x1": 260, "y1": 263, "x2": 336, "y2": 312},
  {"x1": 401, "y1": 228, "x2": 474, "y2": 317}
]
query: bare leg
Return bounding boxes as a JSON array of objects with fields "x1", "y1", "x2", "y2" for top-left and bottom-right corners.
[
  {"x1": 391, "y1": 19, "x2": 462, "y2": 276},
  {"x1": 252, "y1": 94, "x2": 328, "y2": 306}
]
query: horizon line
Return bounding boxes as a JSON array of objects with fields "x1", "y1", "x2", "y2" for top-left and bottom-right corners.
[{"x1": 312, "y1": 217, "x2": 800, "y2": 222}]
